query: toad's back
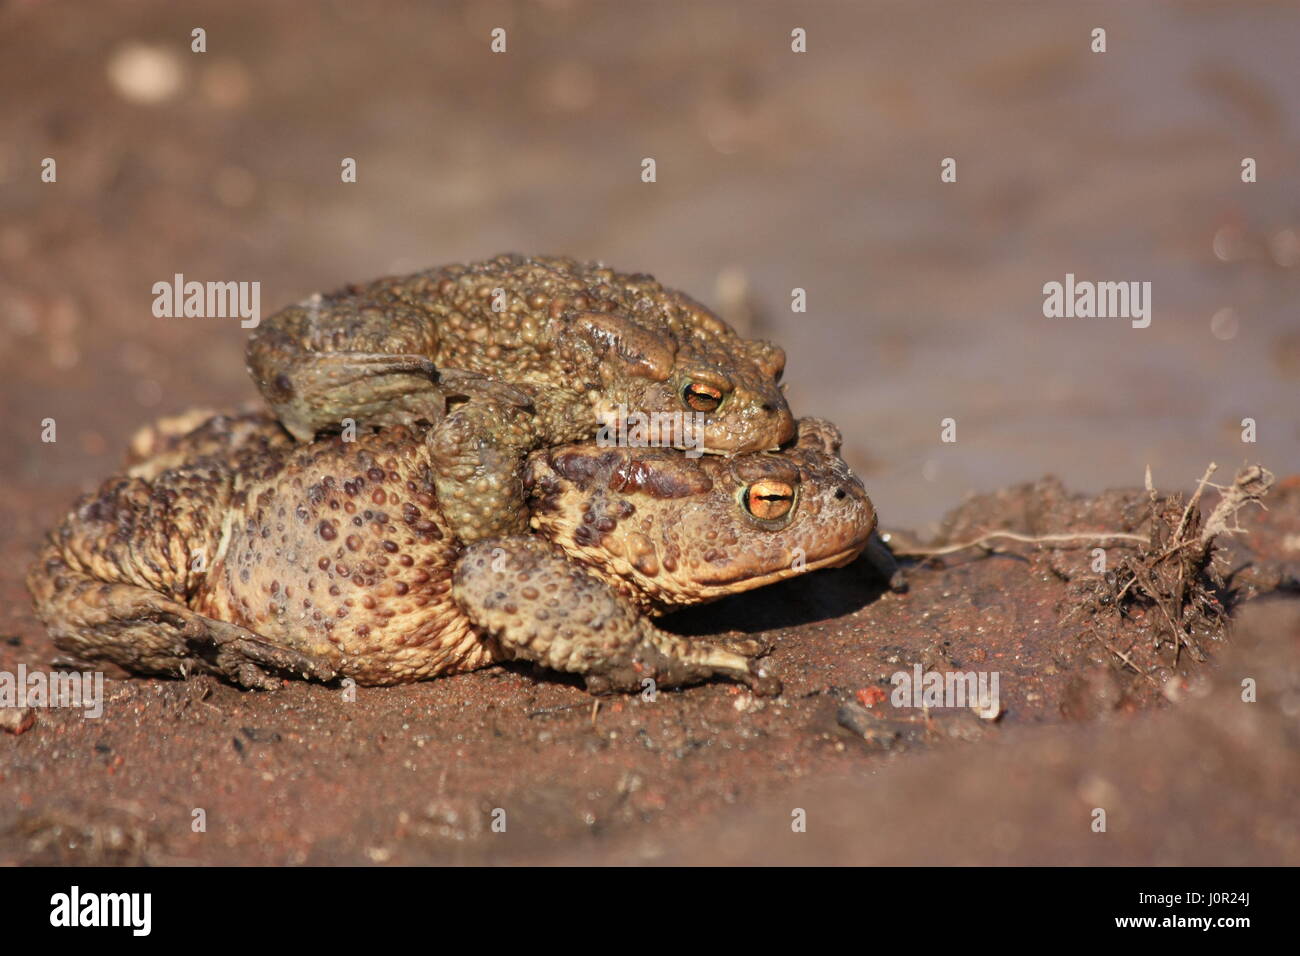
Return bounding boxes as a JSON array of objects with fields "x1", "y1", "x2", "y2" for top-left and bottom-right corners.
[{"x1": 196, "y1": 427, "x2": 490, "y2": 684}]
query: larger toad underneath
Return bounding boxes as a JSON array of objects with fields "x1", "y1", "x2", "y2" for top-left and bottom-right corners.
[{"x1": 28, "y1": 412, "x2": 873, "y2": 696}]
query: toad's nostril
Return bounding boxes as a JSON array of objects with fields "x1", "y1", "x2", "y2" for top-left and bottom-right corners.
[
  {"x1": 761, "y1": 403, "x2": 776, "y2": 413},
  {"x1": 834, "y1": 488, "x2": 847, "y2": 500}
]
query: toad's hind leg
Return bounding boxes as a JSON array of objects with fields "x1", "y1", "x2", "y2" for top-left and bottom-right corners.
[
  {"x1": 247, "y1": 294, "x2": 537, "y2": 443},
  {"x1": 28, "y1": 557, "x2": 337, "y2": 690},
  {"x1": 253, "y1": 350, "x2": 451, "y2": 442},
  {"x1": 452, "y1": 539, "x2": 782, "y2": 696},
  {"x1": 247, "y1": 300, "x2": 451, "y2": 441}
]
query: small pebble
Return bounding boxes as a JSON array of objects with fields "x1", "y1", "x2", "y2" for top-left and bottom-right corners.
[{"x1": 0, "y1": 707, "x2": 36, "y2": 735}]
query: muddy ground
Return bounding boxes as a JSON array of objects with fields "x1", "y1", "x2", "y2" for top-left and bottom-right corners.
[
  {"x1": 3, "y1": 474, "x2": 1299, "y2": 865},
  {"x1": 2, "y1": 1, "x2": 1299, "y2": 865}
]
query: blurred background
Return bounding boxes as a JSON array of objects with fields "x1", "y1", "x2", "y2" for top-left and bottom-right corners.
[
  {"x1": 3, "y1": 0, "x2": 1300, "y2": 871},
  {"x1": 2, "y1": 0, "x2": 1298, "y2": 537}
]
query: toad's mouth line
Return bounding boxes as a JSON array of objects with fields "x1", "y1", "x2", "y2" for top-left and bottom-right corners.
[{"x1": 701, "y1": 541, "x2": 870, "y2": 595}]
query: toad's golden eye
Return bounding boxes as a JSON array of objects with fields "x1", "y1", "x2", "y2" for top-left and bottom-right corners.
[
  {"x1": 683, "y1": 382, "x2": 723, "y2": 413},
  {"x1": 744, "y1": 480, "x2": 795, "y2": 521}
]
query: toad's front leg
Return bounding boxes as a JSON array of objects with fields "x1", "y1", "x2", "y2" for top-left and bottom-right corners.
[
  {"x1": 453, "y1": 538, "x2": 782, "y2": 696},
  {"x1": 425, "y1": 399, "x2": 535, "y2": 542},
  {"x1": 424, "y1": 386, "x2": 591, "y2": 544}
]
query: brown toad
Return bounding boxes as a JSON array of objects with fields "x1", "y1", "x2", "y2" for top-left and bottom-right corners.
[
  {"x1": 246, "y1": 254, "x2": 795, "y2": 544},
  {"x1": 28, "y1": 412, "x2": 873, "y2": 695}
]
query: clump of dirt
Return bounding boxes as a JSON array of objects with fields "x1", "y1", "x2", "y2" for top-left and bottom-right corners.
[
  {"x1": 888, "y1": 463, "x2": 1284, "y2": 715},
  {"x1": 1069, "y1": 464, "x2": 1274, "y2": 668}
]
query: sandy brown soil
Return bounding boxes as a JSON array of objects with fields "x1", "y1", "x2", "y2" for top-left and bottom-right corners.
[{"x1": 3, "y1": 1, "x2": 1299, "y2": 866}]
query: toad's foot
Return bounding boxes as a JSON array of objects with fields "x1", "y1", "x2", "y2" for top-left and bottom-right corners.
[
  {"x1": 704, "y1": 631, "x2": 777, "y2": 658},
  {"x1": 30, "y1": 559, "x2": 336, "y2": 690},
  {"x1": 453, "y1": 538, "x2": 783, "y2": 696},
  {"x1": 192, "y1": 618, "x2": 338, "y2": 690}
]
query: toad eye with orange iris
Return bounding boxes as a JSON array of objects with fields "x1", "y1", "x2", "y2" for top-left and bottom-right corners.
[
  {"x1": 683, "y1": 382, "x2": 723, "y2": 413},
  {"x1": 743, "y1": 480, "x2": 795, "y2": 521}
]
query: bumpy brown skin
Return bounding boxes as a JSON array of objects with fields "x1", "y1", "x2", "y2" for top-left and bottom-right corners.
[
  {"x1": 245, "y1": 254, "x2": 796, "y2": 544},
  {"x1": 28, "y1": 412, "x2": 873, "y2": 696}
]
